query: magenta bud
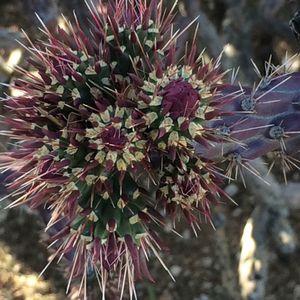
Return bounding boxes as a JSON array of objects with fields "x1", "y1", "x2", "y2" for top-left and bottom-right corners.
[
  {"x1": 106, "y1": 219, "x2": 117, "y2": 232},
  {"x1": 138, "y1": 91, "x2": 151, "y2": 104},
  {"x1": 39, "y1": 71, "x2": 52, "y2": 85},
  {"x1": 129, "y1": 73, "x2": 144, "y2": 86},
  {"x1": 94, "y1": 61, "x2": 102, "y2": 74}
]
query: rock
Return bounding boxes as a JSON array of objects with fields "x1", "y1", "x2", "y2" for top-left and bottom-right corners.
[{"x1": 194, "y1": 293, "x2": 210, "y2": 300}]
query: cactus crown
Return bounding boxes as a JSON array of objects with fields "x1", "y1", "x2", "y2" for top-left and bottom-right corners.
[{"x1": 2, "y1": 1, "x2": 227, "y2": 297}]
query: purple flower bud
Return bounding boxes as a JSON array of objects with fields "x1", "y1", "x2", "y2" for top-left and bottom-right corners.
[
  {"x1": 161, "y1": 79, "x2": 200, "y2": 119},
  {"x1": 101, "y1": 126, "x2": 128, "y2": 151}
]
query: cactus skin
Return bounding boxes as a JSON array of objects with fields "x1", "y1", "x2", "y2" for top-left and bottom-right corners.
[
  {"x1": 195, "y1": 72, "x2": 300, "y2": 181},
  {"x1": 1, "y1": 0, "x2": 300, "y2": 298}
]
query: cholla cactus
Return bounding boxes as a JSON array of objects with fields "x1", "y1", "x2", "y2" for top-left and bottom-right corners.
[
  {"x1": 196, "y1": 65, "x2": 300, "y2": 183},
  {"x1": 1, "y1": 0, "x2": 300, "y2": 299}
]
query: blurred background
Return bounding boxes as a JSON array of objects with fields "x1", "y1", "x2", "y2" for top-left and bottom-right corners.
[{"x1": 0, "y1": 0, "x2": 300, "y2": 299}]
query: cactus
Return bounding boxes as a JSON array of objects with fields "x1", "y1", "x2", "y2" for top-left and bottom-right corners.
[
  {"x1": 196, "y1": 67, "x2": 300, "y2": 183},
  {"x1": 1, "y1": 0, "x2": 300, "y2": 298}
]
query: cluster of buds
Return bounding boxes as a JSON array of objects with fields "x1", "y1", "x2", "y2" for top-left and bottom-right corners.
[{"x1": 1, "y1": 0, "x2": 300, "y2": 298}]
